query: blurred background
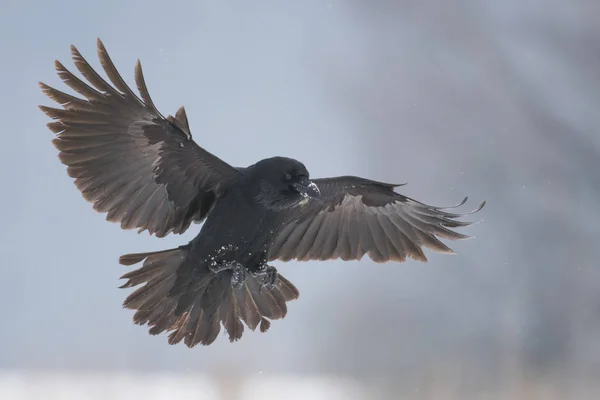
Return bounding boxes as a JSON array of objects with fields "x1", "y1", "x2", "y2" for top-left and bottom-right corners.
[{"x1": 1, "y1": 0, "x2": 599, "y2": 399}]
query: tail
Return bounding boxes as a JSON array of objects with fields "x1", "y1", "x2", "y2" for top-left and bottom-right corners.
[{"x1": 118, "y1": 246, "x2": 300, "y2": 347}]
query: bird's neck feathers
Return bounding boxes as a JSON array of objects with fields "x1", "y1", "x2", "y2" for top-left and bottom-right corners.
[{"x1": 254, "y1": 180, "x2": 302, "y2": 212}]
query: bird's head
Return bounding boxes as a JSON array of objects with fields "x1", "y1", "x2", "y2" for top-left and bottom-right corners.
[{"x1": 252, "y1": 157, "x2": 320, "y2": 211}]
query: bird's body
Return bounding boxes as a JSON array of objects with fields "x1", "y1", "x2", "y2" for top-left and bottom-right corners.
[
  {"x1": 39, "y1": 39, "x2": 485, "y2": 347},
  {"x1": 190, "y1": 174, "x2": 274, "y2": 270},
  {"x1": 188, "y1": 157, "x2": 311, "y2": 275}
]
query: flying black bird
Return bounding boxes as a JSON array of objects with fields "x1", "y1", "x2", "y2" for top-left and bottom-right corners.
[{"x1": 39, "y1": 39, "x2": 485, "y2": 348}]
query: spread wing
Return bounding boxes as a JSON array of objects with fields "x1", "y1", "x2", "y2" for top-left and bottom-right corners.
[
  {"x1": 269, "y1": 176, "x2": 485, "y2": 263},
  {"x1": 39, "y1": 39, "x2": 240, "y2": 237}
]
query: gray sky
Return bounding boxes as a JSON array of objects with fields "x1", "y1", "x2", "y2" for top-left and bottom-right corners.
[{"x1": 1, "y1": 0, "x2": 599, "y2": 392}]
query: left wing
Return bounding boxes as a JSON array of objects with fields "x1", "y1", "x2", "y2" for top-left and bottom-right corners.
[
  {"x1": 38, "y1": 39, "x2": 241, "y2": 237},
  {"x1": 269, "y1": 176, "x2": 485, "y2": 263}
]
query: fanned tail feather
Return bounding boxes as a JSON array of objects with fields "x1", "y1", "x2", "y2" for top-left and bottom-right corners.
[{"x1": 118, "y1": 246, "x2": 299, "y2": 347}]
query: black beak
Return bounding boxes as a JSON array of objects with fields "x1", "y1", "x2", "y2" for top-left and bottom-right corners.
[{"x1": 293, "y1": 177, "x2": 321, "y2": 198}]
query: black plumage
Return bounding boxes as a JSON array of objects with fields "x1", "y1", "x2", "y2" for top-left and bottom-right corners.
[{"x1": 39, "y1": 39, "x2": 485, "y2": 347}]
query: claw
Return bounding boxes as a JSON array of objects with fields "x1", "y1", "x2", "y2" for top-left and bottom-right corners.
[{"x1": 260, "y1": 265, "x2": 279, "y2": 292}]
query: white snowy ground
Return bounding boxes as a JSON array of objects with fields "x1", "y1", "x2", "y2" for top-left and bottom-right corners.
[
  {"x1": 2, "y1": 371, "x2": 600, "y2": 400},
  {"x1": 0, "y1": 372, "x2": 366, "y2": 400}
]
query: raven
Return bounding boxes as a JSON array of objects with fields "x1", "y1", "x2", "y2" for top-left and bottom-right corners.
[{"x1": 39, "y1": 39, "x2": 485, "y2": 348}]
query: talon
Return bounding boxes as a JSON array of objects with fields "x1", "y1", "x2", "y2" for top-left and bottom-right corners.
[{"x1": 260, "y1": 265, "x2": 278, "y2": 292}]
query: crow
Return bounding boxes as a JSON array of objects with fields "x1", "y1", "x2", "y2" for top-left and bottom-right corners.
[{"x1": 39, "y1": 39, "x2": 485, "y2": 348}]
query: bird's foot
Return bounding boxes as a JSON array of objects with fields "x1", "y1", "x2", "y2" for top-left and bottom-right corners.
[
  {"x1": 250, "y1": 264, "x2": 279, "y2": 292},
  {"x1": 261, "y1": 265, "x2": 278, "y2": 292},
  {"x1": 208, "y1": 261, "x2": 247, "y2": 289}
]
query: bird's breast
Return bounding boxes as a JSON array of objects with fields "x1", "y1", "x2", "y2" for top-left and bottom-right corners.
[{"x1": 192, "y1": 191, "x2": 280, "y2": 268}]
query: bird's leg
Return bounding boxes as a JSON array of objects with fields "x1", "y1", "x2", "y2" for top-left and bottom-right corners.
[
  {"x1": 208, "y1": 260, "x2": 247, "y2": 289},
  {"x1": 249, "y1": 263, "x2": 279, "y2": 292},
  {"x1": 229, "y1": 262, "x2": 247, "y2": 289},
  {"x1": 207, "y1": 261, "x2": 231, "y2": 274},
  {"x1": 260, "y1": 265, "x2": 278, "y2": 292}
]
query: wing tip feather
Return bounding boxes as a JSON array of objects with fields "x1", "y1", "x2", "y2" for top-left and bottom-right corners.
[
  {"x1": 96, "y1": 37, "x2": 105, "y2": 50},
  {"x1": 70, "y1": 44, "x2": 82, "y2": 59},
  {"x1": 54, "y1": 59, "x2": 66, "y2": 72},
  {"x1": 47, "y1": 123, "x2": 65, "y2": 134}
]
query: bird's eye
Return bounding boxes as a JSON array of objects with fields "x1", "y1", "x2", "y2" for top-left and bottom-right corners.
[{"x1": 285, "y1": 173, "x2": 292, "y2": 180}]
